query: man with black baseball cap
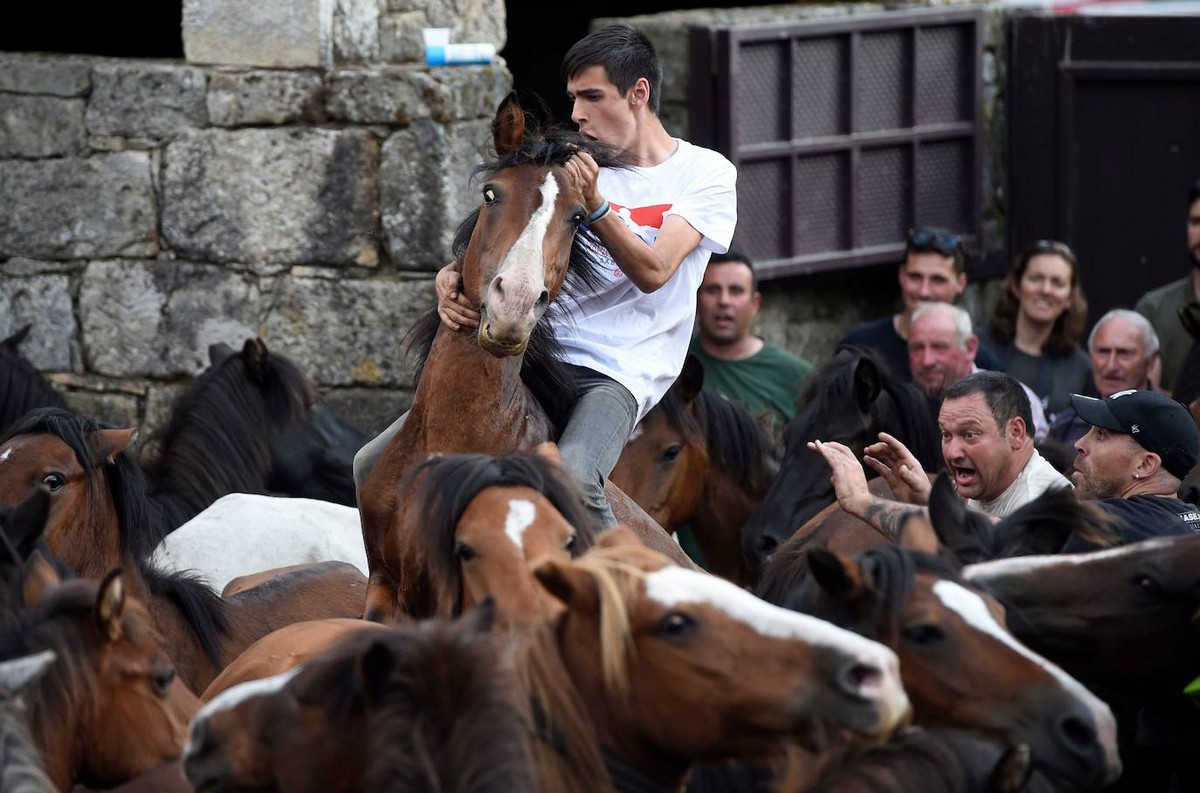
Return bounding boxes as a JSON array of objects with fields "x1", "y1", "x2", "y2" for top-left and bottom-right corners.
[{"x1": 1064, "y1": 388, "x2": 1200, "y2": 549}]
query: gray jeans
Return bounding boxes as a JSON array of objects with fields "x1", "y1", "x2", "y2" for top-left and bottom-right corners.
[{"x1": 352, "y1": 365, "x2": 637, "y2": 530}]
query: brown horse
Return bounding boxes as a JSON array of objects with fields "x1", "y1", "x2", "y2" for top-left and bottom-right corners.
[
  {"x1": 611, "y1": 354, "x2": 777, "y2": 586},
  {"x1": 773, "y1": 542, "x2": 1121, "y2": 789},
  {"x1": 357, "y1": 93, "x2": 695, "y2": 620},
  {"x1": 515, "y1": 528, "x2": 911, "y2": 793},
  {"x1": 2, "y1": 564, "x2": 199, "y2": 791},
  {"x1": 0, "y1": 407, "x2": 367, "y2": 694},
  {"x1": 183, "y1": 601, "x2": 534, "y2": 793}
]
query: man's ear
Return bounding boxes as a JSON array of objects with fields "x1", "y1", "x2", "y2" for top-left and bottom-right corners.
[
  {"x1": 964, "y1": 333, "x2": 979, "y2": 359},
  {"x1": 630, "y1": 77, "x2": 651, "y2": 108},
  {"x1": 1006, "y1": 416, "x2": 1028, "y2": 448}
]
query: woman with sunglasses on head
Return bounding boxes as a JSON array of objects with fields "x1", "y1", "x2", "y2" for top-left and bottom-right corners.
[{"x1": 978, "y1": 240, "x2": 1093, "y2": 424}]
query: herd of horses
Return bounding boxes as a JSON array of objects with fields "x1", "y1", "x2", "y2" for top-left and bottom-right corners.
[{"x1": 3, "y1": 93, "x2": 1200, "y2": 792}]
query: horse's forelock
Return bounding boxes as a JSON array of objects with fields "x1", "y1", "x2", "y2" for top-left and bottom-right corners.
[{"x1": 565, "y1": 553, "x2": 648, "y2": 695}]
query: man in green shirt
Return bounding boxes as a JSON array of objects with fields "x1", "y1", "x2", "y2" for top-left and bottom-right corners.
[{"x1": 689, "y1": 250, "x2": 812, "y2": 444}]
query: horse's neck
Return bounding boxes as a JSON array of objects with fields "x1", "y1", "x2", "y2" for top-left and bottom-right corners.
[{"x1": 409, "y1": 328, "x2": 552, "y2": 451}]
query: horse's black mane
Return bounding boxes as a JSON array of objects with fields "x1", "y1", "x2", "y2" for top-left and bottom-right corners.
[
  {"x1": 791, "y1": 344, "x2": 944, "y2": 473},
  {"x1": 403, "y1": 119, "x2": 629, "y2": 434},
  {"x1": 143, "y1": 343, "x2": 314, "y2": 529},
  {"x1": 292, "y1": 606, "x2": 534, "y2": 792},
  {"x1": 403, "y1": 451, "x2": 598, "y2": 616},
  {"x1": 3, "y1": 407, "x2": 228, "y2": 665},
  {"x1": 0, "y1": 325, "x2": 68, "y2": 438},
  {"x1": 654, "y1": 383, "x2": 776, "y2": 486}
]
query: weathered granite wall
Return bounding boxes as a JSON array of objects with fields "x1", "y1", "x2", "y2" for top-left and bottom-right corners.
[
  {"x1": 1, "y1": 0, "x2": 1011, "y2": 444},
  {"x1": 1, "y1": 0, "x2": 510, "y2": 440}
]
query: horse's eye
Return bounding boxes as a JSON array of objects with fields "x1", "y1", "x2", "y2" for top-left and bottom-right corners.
[
  {"x1": 454, "y1": 541, "x2": 478, "y2": 562},
  {"x1": 572, "y1": 210, "x2": 586, "y2": 228},
  {"x1": 42, "y1": 473, "x2": 66, "y2": 492},
  {"x1": 483, "y1": 186, "x2": 497, "y2": 205},
  {"x1": 1136, "y1": 575, "x2": 1160, "y2": 593},
  {"x1": 902, "y1": 623, "x2": 946, "y2": 645},
  {"x1": 152, "y1": 665, "x2": 176, "y2": 697},
  {"x1": 656, "y1": 611, "x2": 696, "y2": 639},
  {"x1": 661, "y1": 444, "x2": 682, "y2": 464},
  {"x1": 563, "y1": 534, "x2": 577, "y2": 555}
]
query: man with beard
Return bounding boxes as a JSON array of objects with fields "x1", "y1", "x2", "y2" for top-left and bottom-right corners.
[
  {"x1": 808, "y1": 370, "x2": 1071, "y2": 536},
  {"x1": 1062, "y1": 389, "x2": 1200, "y2": 550},
  {"x1": 1134, "y1": 179, "x2": 1200, "y2": 394}
]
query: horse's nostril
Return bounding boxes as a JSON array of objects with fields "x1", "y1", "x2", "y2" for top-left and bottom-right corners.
[
  {"x1": 1059, "y1": 714, "x2": 1097, "y2": 752},
  {"x1": 536, "y1": 289, "x2": 549, "y2": 309},
  {"x1": 838, "y1": 660, "x2": 883, "y2": 699}
]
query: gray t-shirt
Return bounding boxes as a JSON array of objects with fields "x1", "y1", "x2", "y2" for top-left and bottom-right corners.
[{"x1": 968, "y1": 449, "x2": 1072, "y2": 519}]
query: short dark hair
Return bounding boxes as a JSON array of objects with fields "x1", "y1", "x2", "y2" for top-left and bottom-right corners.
[
  {"x1": 905, "y1": 226, "x2": 965, "y2": 273},
  {"x1": 942, "y1": 370, "x2": 1034, "y2": 437},
  {"x1": 561, "y1": 24, "x2": 663, "y2": 114},
  {"x1": 708, "y1": 249, "x2": 757, "y2": 291},
  {"x1": 1188, "y1": 178, "x2": 1200, "y2": 209}
]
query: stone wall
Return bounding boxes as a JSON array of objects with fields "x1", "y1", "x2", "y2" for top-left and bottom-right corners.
[
  {"x1": 1, "y1": 0, "x2": 1012, "y2": 444},
  {"x1": 1, "y1": 0, "x2": 510, "y2": 440}
]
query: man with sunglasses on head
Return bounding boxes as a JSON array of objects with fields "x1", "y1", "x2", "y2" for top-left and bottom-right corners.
[{"x1": 839, "y1": 226, "x2": 1002, "y2": 381}]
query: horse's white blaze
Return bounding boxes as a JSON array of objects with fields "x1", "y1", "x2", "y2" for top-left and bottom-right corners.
[
  {"x1": 962, "y1": 538, "x2": 1178, "y2": 582},
  {"x1": 932, "y1": 580, "x2": 1120, "y2": 765},
  {"x1": 0, "y1": 446, "x2": 11, "y2": 464},
  {"x1": 627, "y1": 423, "x2": 645, "y2": 442},
  {"x1": 645, "y1": 566, "x2": 900, "y2": 659},
  {"x1": 504, "y1": 498, "x2": 536, "y2": 553},
  {"x1": 496, "y1": 173, "x2": 560, "y2": 296},
  {"x1": 186, "y1": 667, "x2": 301, "y2": 753}
]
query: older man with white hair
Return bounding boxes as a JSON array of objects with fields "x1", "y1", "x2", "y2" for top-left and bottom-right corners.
[
  {"x1": 907, "y1": 301, "x2": 1048, "y2": 440},
  {"x1": 1048, "y1": 309, "x2": 1161, "y2": 448}
]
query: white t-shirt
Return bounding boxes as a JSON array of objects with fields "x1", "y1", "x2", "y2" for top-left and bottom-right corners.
[
  {"x1": 968, "y1": 449, "x2": 1072, "y2": 519},
  {"x1": 554, "y1": 139, "x2": 737, "y2": 422}
]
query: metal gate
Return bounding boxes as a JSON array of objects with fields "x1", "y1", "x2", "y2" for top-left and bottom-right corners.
[{"x1": 689, "y1": 7, "x2": 986, "y2": 280}]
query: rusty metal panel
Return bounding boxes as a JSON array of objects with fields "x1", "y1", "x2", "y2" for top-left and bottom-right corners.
[{"x1": 690, "y1": 7, "x2": 985, "y2": 280}]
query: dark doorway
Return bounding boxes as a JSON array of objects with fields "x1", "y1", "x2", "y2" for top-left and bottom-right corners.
[{"x1": 0, "y1": 0, "x2": 183, "y2": 58}]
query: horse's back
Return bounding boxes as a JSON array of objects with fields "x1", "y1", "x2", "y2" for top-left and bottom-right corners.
[
  {"x1": 201, "y1": 617, "x2": 389, "y2": 702},
  {"x1": 606, "y1": 481, "x2": 702, "y2": 571},
  {"x1": 148, "y1": 493, "x2": 367, "y2": 593}
]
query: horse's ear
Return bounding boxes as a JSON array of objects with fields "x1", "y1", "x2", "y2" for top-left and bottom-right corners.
[
  {"x1": 8, "y1": 488, "x2": 50, "y2": 560},
  {"x1": 356, "y1": 640, "x2": 397, "y2": 701},
  {"x1": 897, "y1": 511, "x2": 941, "y2": 555},
  {"x1": 927, "y1": 474, "x2": 992, "y2": 565},
  {"x1": 676, "y1": 354, "x2": 705, "y2": 403},
  {"x1": 989, "y1": 743, "x2": 1033, "y2": 793},
  {"x1": 95, "y1": 568, "x2": 127, "y2": 642},
  {"x1": 807, "y1": 548, "x2": 865, "y2": 600},
  {"x1": 243, "y1": 337, "x2": 270, "y2": 385},
  {"x1": 22, "y1": 550, "x2": 61, "y2": 607},
  {"x1": 533, "y1": 558, "x2": 599, "y2": 615},
  {"x1": 2, "y1": 323, "x2": 32, "y2": 349},
  {"x1": 493, "y1": 92, "x2": 526, "y2": 157},
  {"x1": 852, "y1": 354, "x2": 882, "y2": 410},
  {"x1": 208, "y1": 342, "x2": 235, "y2": 365},
  {"x1": 86, "y1": 427, "x2": 137, "y2": 465},
  {"x1": 534, "y1": 441, "x2": 563, "y2": 466},
  {"x1": 460, "y1": 596, "x2": 498, "y2": 635}
]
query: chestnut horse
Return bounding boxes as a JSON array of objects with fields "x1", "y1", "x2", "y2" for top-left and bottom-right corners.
[
  {"x1": 772, "y1": 543, "x2": 1121, "y2": 789},
  {"x1": 0, "y1": 407, "x2": 367, "y2": 694},
  {"x1": 741, "y1": 345, "x2": 942, "y2": 575},
  {"x1": 358, "y1": 93, "x2": 694, "y2": 620},
  {"x1": 611, "y1": 354, "x2": 777, "y2": 587},
  {"x1": 1, "y1": 563, "x2": 199, "y2": 791},
  {"x1": 184, "y1": 601, "x2": 534, "y2": 793}
]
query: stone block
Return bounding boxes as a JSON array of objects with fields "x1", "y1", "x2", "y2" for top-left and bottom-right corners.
[
  {"x1": 78, "y1": 259, "x2": 264, "y2": 378},
  {"x1": 325, "y1": 64, "x2": 510, "y2": 125},
  {"x1": 380, "y1": 118, "x2": 490, "y2": 269},
  {"x1": 183, "y1": 0, "x2": 333, "y2": 69},
  {"x1": 85, "y1": 63, "x2": 209, "y2": 140},
  {"x1": 0, "y1": 96, "x2": 86, "y2": 158},
  {"x1": 319, "y1": 386, "x2": 410, "y2": 436},
  {"x1": 261, "y1": 273, "x2": 434, "y2": 387},
  {"x1": 334, "y1": 0, "x2": 383, "y2": 64},
  {"x1": 0, "y1": 153, "x2": 158, "y2": 260},
  {"x1": 161, "y1": 128, "x2": 379, "y2": 266},
  {"x1": 0, "y1": 53, "x2": 93, "y2": 96},
  {"x1": 63, "y1": 390, "x2": 141, "y2": 430},
  {"x1": 0, "y1": 268, "x2": 77, "y2": 370},
  {"x1": 206, "y1": 70, "x2": 326, "y2": 127}
]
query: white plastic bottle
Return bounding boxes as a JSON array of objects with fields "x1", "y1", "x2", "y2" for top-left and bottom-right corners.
[{"x1": 426, "y1": 43, "x2": 497, "y2": 66}]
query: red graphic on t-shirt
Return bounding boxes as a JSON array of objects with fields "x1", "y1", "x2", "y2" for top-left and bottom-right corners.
[{"x1": 611, "y1": 203, "x2": 671, "y2": 229}]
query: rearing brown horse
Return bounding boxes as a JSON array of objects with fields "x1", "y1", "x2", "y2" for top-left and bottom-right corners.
[{"x1": 358, "y1": 93, "x2": 694, "y2": 621}]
